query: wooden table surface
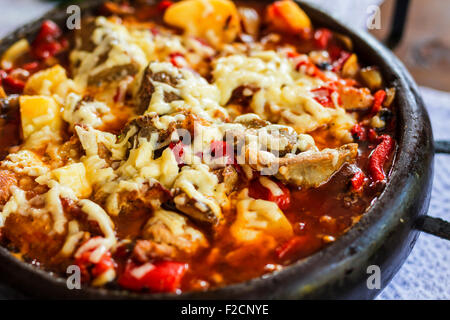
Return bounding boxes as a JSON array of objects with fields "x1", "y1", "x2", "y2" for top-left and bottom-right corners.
[{"x1": 371, "y1": 0, "x2": 450, "y2": 91}]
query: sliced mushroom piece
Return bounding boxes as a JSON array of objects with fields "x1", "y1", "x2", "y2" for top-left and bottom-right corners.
[
  {"x1": 275, "y1": 143, "x2": 358, "y2": 188},
  {"x1": 136, "y1": 62, "x2": 182, "y2": 114}
]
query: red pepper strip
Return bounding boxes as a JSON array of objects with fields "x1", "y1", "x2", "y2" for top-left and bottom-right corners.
[
  {"x1": 91, "y1": 252, "x2": 115, "y2": 277},
  {"x1": 367, "y1": 128, "x2": 379, "y2": 143},
  {"x1": 169, "y1": 141, "x2": 185, "y2": 165},
  {"x1": 339, "y1": 78, "x2": 359, "y2": 87},
  {"x1": 351, "y1": 168, "x2": 366, "y2": 192},
  {"x1": 0, "y1": 70, "x2": 7, "y2": 80},
  {"x1": 35, "y1": 20, "x2": 62, "y2": 42},
  {"x1": 208, "y1": 140, "x2": 235, "y2": 165},
  {"x1": 287, "y1": 51, "x2": 299, "y2": 59},
  {"x1": 351, "y1": 123, "x2": 366, "y2": 141},
  {"x1": 368, "y1": 135, "x2": 394, "y2": 183},
  {"x1": 311, "y1": 84, "x2": 338, "y2": 108},
  {"x1": 248, "y1": 178, "x2": 291, "y2": 210},
  {"x1": 169, "y1": 52, "x2": 184, "y2": 68},
  {"x1": 118, "y1": 260, "x2": 187, "y2": 292},
  {"x1": 75, "y1": 250, "x2": 115, "y2": 282},
  {"x1": 332, "y1": 50, "x2": 351, "y2": 72},
  {"x1": 21, "y1": 61, "x2": 40, "y2": 73},
  {"x1": 31, "y1": 20, "x2": 66, "y2": 60},
  {"x1": 150, "y1": 28, "x2": 160, "y2": 36},
  {"x1": 269, "y1": 185, "x2": 291, "y2": 210},
  {"x1": 158, "y1": 0, "x2": 173, "y2": 11},
  {"x1": 33, "y1": 41, "x2": 64, "y2": 60},
  {"x1": 102, "y1": 1, "x2": 135, "y2": 15},
  {"x1": 371, "y1": 89, "x2": 386, "y2": 113},
  {"x1": 314, "y1": 28, "x2": 332, "y2": 50},
  {"x1": 2, "y1": 75, "x2": 25, "y2": 92},
  {"x1": 296, "y1": 61, "x2": 329, "y2": 82},
  {"x1": 275, "y1": 235, "x2": 311, "y2": 260}
]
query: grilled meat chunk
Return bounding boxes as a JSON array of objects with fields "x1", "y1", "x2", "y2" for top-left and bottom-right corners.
[
  {"x1": 132, "y1": 239, "x2": 177, "y2": 262},
  {"x1": 139, "y1": 209, "x2": 208, "y2": 259},
  {"x1": 119, "y1": 111, "x2": 196, "y2": 151},
  {"x1": 275, "y1": 143, "x2": 358, "y2": 188},
  {"x1": 136, "y1": 62, "x2": 182, "y2": 114},
  {"x1": 71, "y1": 17, "x2": 141, "y2": 86},
  {"x1": 339, "y1": 86, "x2": 374, "y2": 110},
  {"x1": 213, "y1": 165, "x2": 239, "y2": 194},
  {"x1": 172, "y1": 164, "x2": 223, "y2": 226},
  {"x1": 172, "y1": 192, "x2": 220, "y2": 225},
  {"x1": 223, "y1": 114, "x2": 316, "y2": 165},
  {"x1": 0, "y1": 95, "x2": 20, "y2": 160},
  {"x1": 0, "y1": 170, "x2": 17, "y2": 205},
  {"x1": 74, "y1": 19, "x2": 98, "y2": 52},
  {"x1": 94, "y1": 181, "x2": 171, "y2": 215},
  {"x1": 88, "y1": 64, "x2": 139, "y2": 86}
]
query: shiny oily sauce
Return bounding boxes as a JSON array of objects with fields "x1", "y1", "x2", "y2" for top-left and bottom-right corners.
[{"x1": 0, "y1": 0, "x2": 396, "y2": 293}]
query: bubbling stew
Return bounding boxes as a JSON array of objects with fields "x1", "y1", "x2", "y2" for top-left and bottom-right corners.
[{"x1": 0, "y1": 0, "x2": 396, "y2": 293}]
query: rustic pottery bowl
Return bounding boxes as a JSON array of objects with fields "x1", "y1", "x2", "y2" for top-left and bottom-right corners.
[{"x1": 0, "y1": 0, "x2": 436, "y2": 299}]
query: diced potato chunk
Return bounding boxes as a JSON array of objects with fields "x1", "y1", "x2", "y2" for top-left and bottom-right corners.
[
  {"x1": 19, "y1": 95, "x2": 62, "y2": 139},
  {"x1": 342, "y1": 53, "x2": 359, "y2": 78},
  {"x1": 231, "y1": 198, "x2": 293, "y2": 243},
  {"x1": 360, "y1": 66, "x2": 383, "y2": 90},
  {"x1": 52, "y1": 163, "x2": 92, "y2": 198},
  {"x1": 24, "y1": 65, "x2": 70, "y2": 96},
  {"x1": 266, "y1": 0, "x2": 312, "y2": 35},
  {"x1": 164, "y1": 0, "x2": 241, "y2": 47}
]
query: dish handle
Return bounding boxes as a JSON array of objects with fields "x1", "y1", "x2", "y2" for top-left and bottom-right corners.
[
  {"x1": 414, "y1": 140, "x2": 450, "y2": 240},
  {"x1": 383, "y1": 0, "x2": 411, "y2": 49}
]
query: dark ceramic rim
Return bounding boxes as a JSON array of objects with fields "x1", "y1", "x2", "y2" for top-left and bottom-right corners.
[{"x1": 0, "y1": 0, "x2": 434, "y2": 299}]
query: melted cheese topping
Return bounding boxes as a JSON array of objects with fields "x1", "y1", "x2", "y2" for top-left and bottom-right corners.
[
  {"x1": 71, "y1": 17, "x2": 148, "y2": 88},
  {"x1": 2, "y1": 150, "x2": 49, "y2": 176},
  {"x1": 63, "y1": 93, "x2": 113, "y2": 129},
  {"x1": 212, "y1": 51, "x2": 356, "y2": 141},
  {"x1": 0, "y1": 13, "x2": 366, "y2": 277},
  {"x1": 173, "y1": 164, "x2": 223, "y2": 219},
  {"x1": 230, "y1": 189, "x2": 293, "y2": 243},
  {"x1": 0, "y1": 187, "x2": 27, "y2": 227},
  {"x1": 78, "y1": 199, "x2": 116, "y2": 245},
  {"x1": 148, "y1": 208, "x2": 207, "y2": 247},
  {"x1": 143, "y1": 61, "x2": 228, "y2": 122}
]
